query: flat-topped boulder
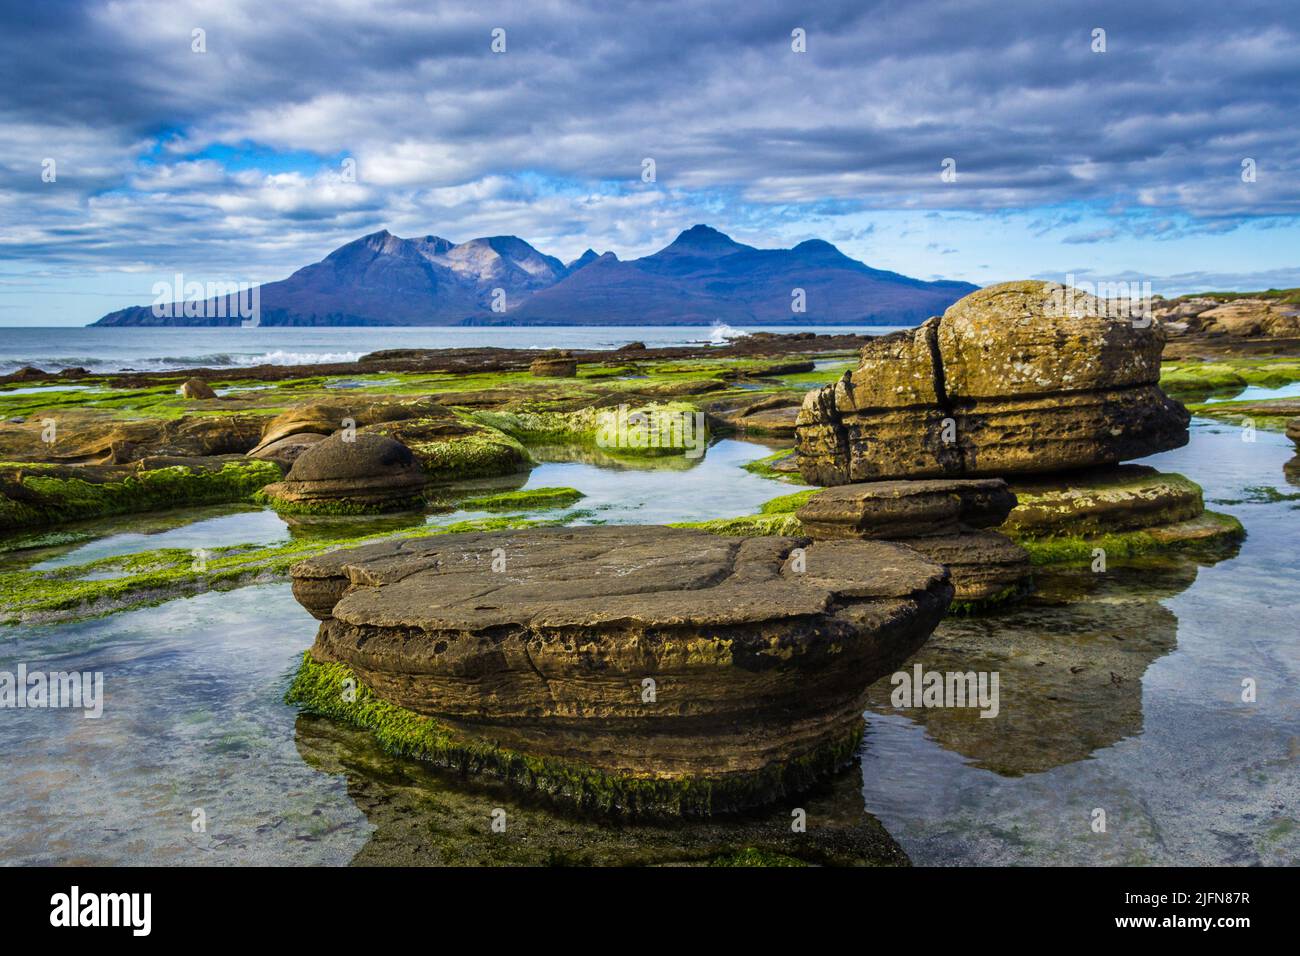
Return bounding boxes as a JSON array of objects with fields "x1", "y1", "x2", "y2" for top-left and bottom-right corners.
[
  {"x1": 260, "y1": 432, "x2": 427, "y2": 514},
  {"x1": 1288, "y1": 417, "x2": 1300, "y2": 445},
  {"x1": 796, "y1": 281, "x2": 1190, "y2": 484},
  {"x1": 288, "y1": 524, "x2": 953, "y2": 814},
  {"x1": 1001, "y1": 465, "x2": 1204, "y2": 536},
  {"x1": 529, "y1": 352, "x2": 578, "y2": 377},
  {"x1": 795, "y1": 478, "x2": 1016, "y2": 539},
  {"x1": 898, "y1": 531, "x2": 1031, "y2": 604},
  {"x1": 793, "y1": 479, "x2": 1027, "y2": 604}
]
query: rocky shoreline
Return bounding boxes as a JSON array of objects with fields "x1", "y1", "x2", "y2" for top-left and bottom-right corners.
[{"x1": 0, "y1": 281, "x2": 1281, "y2": 817}]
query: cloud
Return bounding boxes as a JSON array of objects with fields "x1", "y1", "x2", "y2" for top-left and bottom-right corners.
[{"x1": 0, "y1": 0, "x2": 1297, "y2": 304}]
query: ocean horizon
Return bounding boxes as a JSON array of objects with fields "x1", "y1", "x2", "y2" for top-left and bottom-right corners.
[{"x1": 0, "y1": 323, "x2": 899, "y2": 375}]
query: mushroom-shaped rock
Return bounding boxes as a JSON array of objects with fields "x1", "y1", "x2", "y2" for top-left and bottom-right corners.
[
  {"x1": 260, "y1": 432, "x2": 426, "y2": 513},
  {"x1": 179, "y1": 378, "x2": 217, "y2": 400},
  {"x1": 288, "y1": 525, "x2": 953, "y2": 814}
]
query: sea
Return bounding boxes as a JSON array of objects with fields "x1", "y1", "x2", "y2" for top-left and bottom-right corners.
[{"x1": 0, "y1": 324, "x2": 900, "y2": 375}]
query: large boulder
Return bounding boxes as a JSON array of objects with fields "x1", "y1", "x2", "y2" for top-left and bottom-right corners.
[
  {"x1": 260, "y1": 432, "x2": 427, "y2": 513},
  {"x1": 1001, "y1": 465, "x2": 1204, "y2": 536},
  {"x1": 179, "y1": 378, "x2": 217, "y2": 400},
  {"x1": 796, "y1": 281, "x2": 1190, "y2": 484},
  {"x1": 288, "y1": 525, "x2": 953, "y2": 814}
]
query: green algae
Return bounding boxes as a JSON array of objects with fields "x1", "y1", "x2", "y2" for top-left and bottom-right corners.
[
  {"x1": 758, "y1": 488, "x2": 817, "y2": 514},
  {"x1": 285, "y1": 652, "x2": 865, "y2": 818},
  {"x1": 459, "y1": 486, "x2": 585, "y2": 511},
  {"x1": 708, "y1": 847, "x2": 808, "y2": 867},
  {"x1": 0, "y1": 459, "x2": 281, "y2": 532},
  {"x1": 1160, "y1": 358, "x2": 1300, "y2": 401},
  {"x1": 473, "y1": 401, "x2": 706, "y2": 458},
  {"x1": 741, "y1": 449, "x2": 805, "y2": 484},
  {"x1": 1006, "y1": 510, "x2": 1245, "y2": 566},
  {"x1": 671, "y1": 513, "x2": 804, "y2": 537},
  {"x1": 0, "y1": 515, "x2": 542, "y2": 626},
  {"x1": 1185, "y1": 399, "x2": 1296, "y2": 432}
]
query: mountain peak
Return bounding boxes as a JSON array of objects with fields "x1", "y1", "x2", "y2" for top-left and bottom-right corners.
[{"x1": 668, "y1": 224, "x2": 739, "y2": 250}]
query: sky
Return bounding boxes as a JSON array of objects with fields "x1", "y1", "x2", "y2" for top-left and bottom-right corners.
[{"x1": 1, "y1": 0, "x2": 1298, "y2": 326}]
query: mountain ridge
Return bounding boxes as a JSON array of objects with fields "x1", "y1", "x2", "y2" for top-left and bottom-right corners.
[{"x1": 93, "y1": 225, "x2": 978, "y2": 327}]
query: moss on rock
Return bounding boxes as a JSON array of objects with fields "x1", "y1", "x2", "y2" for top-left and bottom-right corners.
[
  {"x1": 459, "y1": 486, "x2": 585, "y2": 511},
  {"x1": 0, "y1": 459, "x2": 281, "y2": 531},
  {"x1": 285, "y1": 652, "x2": 865, "y2": 818}
]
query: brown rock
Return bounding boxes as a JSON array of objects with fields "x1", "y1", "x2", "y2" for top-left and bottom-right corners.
[
  {"x1": 795, "y1": 281, "x2": 1190, "y2": 484},
  {"x1": 1287, "y1": 417, "x2": 1300, "y2": 446},
  {"x1": 290, "y1": 525, "x2": 953, "y2": 812},
  {"x1": 245, "y1": 432, "x2": 327, "y2": 471},
  {"x1": 796, "y1": 479, "x2": 1016, "y2": 539},
  {"x1": 894, "y1": 531, "x2": 1030, "y2": 603},
  {"x1": 529, "y1": 352, "x2": 578, "y2": 377},
  {"x1": 179, "y1": 378, "x2": 217, "y2": 400},
  {"x1": 247, "y1": 397, "x2": 446, "y2": 457},
  {"x1": 261, "y1": 432, "x2": 427, "y2": 513},
  {"x1": 1001, "y1": 465, "x2": 1204, "y2": 536}
]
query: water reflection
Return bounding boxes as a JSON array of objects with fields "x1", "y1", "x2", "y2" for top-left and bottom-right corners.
[
  {"x1": 864, "y1": 544, "x2": 1240, "y2": 776},
  {"x1": 293, "y1": 715, "x2": 907, "y2": 866}
]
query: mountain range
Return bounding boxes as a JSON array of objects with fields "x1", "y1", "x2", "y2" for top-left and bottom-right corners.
[{"x1": 93, "y1": 225, "x2": 978, "y2": 327}]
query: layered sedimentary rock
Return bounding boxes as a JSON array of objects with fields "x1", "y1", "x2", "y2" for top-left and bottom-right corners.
[
  {"x1": 1001, "y1": 466, "x2": 1204, "y2": 536},
  {"x1": 529, "y1": 352, "x2": 578, "y2": 377},
  {"x1": 288, "y1": 524, "x2": 953, "y2": 814},
  {"x1": 796, "y1": 281, "x2": 1190, "y2": 485},
  {"x1": 1288, "y1": 417, "x2": 1300, "y2": 445},
  {"x1": 260, "y1": 433, "x2": 427, "y2": 513},
  {"x1": 795, "y1": 478, "x2": 1029, "y2": 603}
]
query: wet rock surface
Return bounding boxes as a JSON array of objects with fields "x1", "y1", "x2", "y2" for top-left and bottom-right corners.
[
  {"x1": 795, "y1": 478, "x2": 1015, "y2": 539},
  {"x1": 1288, "y1": 417, "x2": 1300, "y2": 445},
  {"x1": 289, "y1": 524, "x2": 954, "y2": 813},
  {"x1": 261, "y1": 433, "x2": 427, "y2": 513},
  {"x1": 794, "y1": 479, "x2": 1027, "y2": 603},
  {"x1": 1002, "y1": 465, "x2": 1205, "y2": 536},
  {"x1": 795, "y1": 280, "x2": 1190, "y2": 484}
]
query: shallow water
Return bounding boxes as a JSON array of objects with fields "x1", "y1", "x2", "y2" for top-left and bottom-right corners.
[
  {"x1": 859, "y1": 419, "x2": 1300, "y2": 865},
  {"x1": 1, "y1": 414, "x2": 1297, "y2": 865}
]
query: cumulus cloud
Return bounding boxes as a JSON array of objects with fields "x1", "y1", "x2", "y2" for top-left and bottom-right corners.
[{"x1": 0, "y1": 0, "x2": 1297, "y2": 293}]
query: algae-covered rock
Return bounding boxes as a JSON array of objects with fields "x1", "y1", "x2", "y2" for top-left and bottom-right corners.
[
  {"x1": 529, "y1": 353, "x2": 578, "y2": 377},
  {"x1": 364, "y1": 413, "x2": 531, "y2": 480},
  {"x1": 288, "y1": 525, "x2": 953, "y2": 815},
  {"x1": 0, "y1": 458, "x2": 281, "y2": 531},
  {"x1": 458, "y1": 486, "x2": 584, "y2": 511},
  {"x1": 260, "y1": 433, "x2": 427, "y2": 514},
  {"x1": 1002, "y1": 466, "x2": 1204, "y2": 536},
  {"x1": 796, "y1": 281, "x2": 1190, "y2": 484}
]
